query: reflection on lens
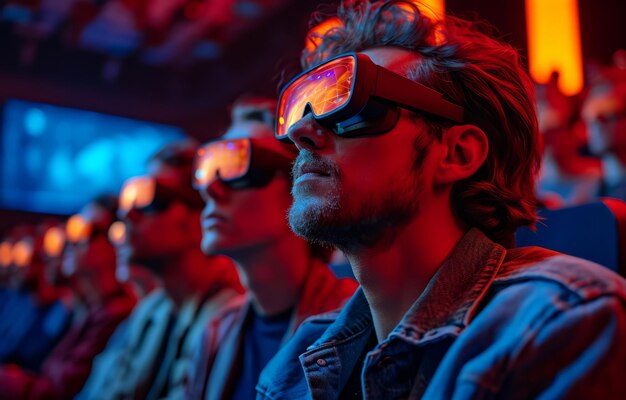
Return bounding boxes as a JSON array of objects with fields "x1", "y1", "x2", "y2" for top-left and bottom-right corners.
[
  {"x1": 277, "y1": 56, "x2": 355, "y2": 137},
  {"x1": 43, "y1": 227, "x2": 65, "y2": 258},
  {"x1": 0, "y1": 241, "x2": 12, "y2": 267},
  {"x1": 66, "y1": 215, "x2": 93, "y2": 244},
  {"x1": 193, "y1": 139, "x2": 250, "y2": 187},
  {"x1": 13, "y1": 240, "x2": 33, "y2": 268},
  {"x1": 119, "y1": 176, "x2": 156, "y2": 212},
  {"x1": 108, "y1": 221, "x2": 126, "y2": 246}
]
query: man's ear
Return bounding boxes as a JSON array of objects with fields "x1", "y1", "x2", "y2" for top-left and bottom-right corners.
[{"x1": 434, "y1": 124, "x2": 488, "y2": 185}]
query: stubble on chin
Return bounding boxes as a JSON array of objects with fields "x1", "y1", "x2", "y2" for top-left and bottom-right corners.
[
  {"x1": 288, "y1": 183, "x2": 341, "y2": 247},
  {"x1": 288, "y1": 173, "x2": 422, "y2": 253}
]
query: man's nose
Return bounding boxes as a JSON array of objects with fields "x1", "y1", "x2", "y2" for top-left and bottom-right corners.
[
  {"x1": 287, "y1": 113, "x2": 331, "y2": 151},
  {"x1": 198, "y1": 178, "x2": 229, "y2": 204}
]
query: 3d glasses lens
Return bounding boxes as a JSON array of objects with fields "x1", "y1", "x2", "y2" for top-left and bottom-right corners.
[
  {"x1": 43, "y1": 227, "x2": 66, "y2": 258},
  {"x1": 276, "y1": 55, "x2": 356, "y2": 138},
  {"x1": 119, "y1": 176, "x2": 157, "y2": 214},
  {"x1": 108, "y1": 221, "x2": 126, "y2": 246},
  {"x1": 66, "y1": 214, "x2": 93, "y2": 244},
  {"x1": 12, "y1": 239, "x2": 33, "y2": 268},
  {"x1": 0, "y1": 241, "x2": 12, "y2": 267},
  {"x1": 193, "y1": 139, "x2": 251, "y2": 188}
]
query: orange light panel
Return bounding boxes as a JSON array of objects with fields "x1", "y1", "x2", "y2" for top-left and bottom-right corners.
[{"x1": 526, "y1": 0, "x2": 583, "y2": 95}]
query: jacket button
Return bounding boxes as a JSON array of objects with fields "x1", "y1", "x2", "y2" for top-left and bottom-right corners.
[{"x1": 316, "y1": 359, "x2": 327, "y2": 367}]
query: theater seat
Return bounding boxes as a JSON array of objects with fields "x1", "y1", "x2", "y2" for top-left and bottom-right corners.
[{"x1": 515, "y1": 199, "x2": 626, "y2": 276}]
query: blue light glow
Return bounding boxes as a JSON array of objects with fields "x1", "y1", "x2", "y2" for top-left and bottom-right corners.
[
  {"x1": 1, "y1": 100, "x2": 185, "y2": 214},
  {"x1": 24, "y1": 108, "x2": 47, "y2": 137}
]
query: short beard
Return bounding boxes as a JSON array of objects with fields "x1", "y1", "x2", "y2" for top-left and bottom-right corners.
[{"x1": 288, "y1": 152, "x2": 422, "y2": 253}]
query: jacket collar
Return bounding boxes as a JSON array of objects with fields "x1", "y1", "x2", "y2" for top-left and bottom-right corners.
[{"x1": 312, "y1": 228, "x2": 506, "y2": 348}]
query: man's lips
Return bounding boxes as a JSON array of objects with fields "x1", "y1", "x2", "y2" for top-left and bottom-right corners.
[
  {"x1": 201, "y1": 212, "x2": 227, "y2": 229},
  {"x1": 293, "y1": 163, "x2": 332, "y2": 181}
]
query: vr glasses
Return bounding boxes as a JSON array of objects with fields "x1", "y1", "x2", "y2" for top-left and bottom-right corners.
[
  {"x1": 107, "y1": 221, "x2": 126, "y2": 246},
  {"x1": 119, "y1": 175, "x2": 203, "y2": 216},
  {"x1": 65, "y1": 214, "x2": 94, "y2": 244},
  {"x1": 0, "y1": 241, "x2": 11, "y2": 268},
  {"x1": 12, "y1": 239, "x2": 33, "y2": 268},
  {"x1": 275, "y1": 52, "x2": 464, "y2": 139},
  {"x1": 43, "y1": 226, "x2": 66, "y2": 258},
  {"x1": 193, "y1": 138, "x2": 293, "y2": 190}
]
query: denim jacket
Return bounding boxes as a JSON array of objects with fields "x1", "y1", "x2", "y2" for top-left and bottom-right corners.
[
  {"x1": 257, "y1": 229, "x2": 626, "y2": 399},
  {"x1": 189, "y1": 260, "x2": 358, "y2": 400}
]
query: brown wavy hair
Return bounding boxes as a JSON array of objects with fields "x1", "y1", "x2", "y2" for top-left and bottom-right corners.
[{"x1": 302, "y1": 0, "x2": 540, "y2": 247}]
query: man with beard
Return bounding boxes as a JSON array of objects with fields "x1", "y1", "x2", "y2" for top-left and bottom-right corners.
[
  {"x1": 77, "y1": 142, "x2": 242, "y2": 400},
  {"x1": 189, "y1": 97, "x2": 357, "y2": 400},
  {"x1": 257, "y1": 1, "x2": 626, "y2": 398}
]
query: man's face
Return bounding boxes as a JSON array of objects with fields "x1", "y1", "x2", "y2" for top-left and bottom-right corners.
[
  {"x1": 288, "y1": 47, "x2": 437, "y2": 251},
  {"x1": 583, "y1": 85, "x2": 626, "y2": 157},
  {"x1": 120, "y1": 205, "x2": 197, "y2": 267},
  {"x1": 119, "y1": 177, "x2": 199, "y2": 269},
  {"x1": 198, "y1": 120, "x2": 294, "y2": 257},
  {"x1": 62, "y1": 236, "x2": 117, "y2": 301}
]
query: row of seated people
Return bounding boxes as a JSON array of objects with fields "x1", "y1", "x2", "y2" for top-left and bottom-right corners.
[
  {"x1": 0, "y1": 97, "x2": 358, "y2": 400},
  {"x1": 1, "y1": 2, "x2": 626, "y2": 398},
  {"x1": 2, "y1": 95, "x2": 625, "y2": 399},
  {"x1": 535, "y1": 53, "x2": 626, "y2": 206}
]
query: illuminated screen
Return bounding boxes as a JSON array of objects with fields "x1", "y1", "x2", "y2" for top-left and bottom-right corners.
[{"x1": 1, "y1": 100, "x2": 185, "y2": 214}]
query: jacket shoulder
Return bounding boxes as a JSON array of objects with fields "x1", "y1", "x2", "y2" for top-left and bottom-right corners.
[{"x1": 496, "y1": 247, "x2": 626, "y2": 301}]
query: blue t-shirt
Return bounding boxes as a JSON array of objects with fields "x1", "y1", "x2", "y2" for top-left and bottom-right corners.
[{"x1": 229, "y1": 307, "x2": 292, "y2": 400}]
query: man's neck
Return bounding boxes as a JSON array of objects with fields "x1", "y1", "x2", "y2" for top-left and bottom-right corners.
[
  {"x1": 160, "y1": 248, "x2": 223, "y2": 308},
  {"x1": 347, "y1": 203, "x2": 464, "y2": 342},
  {"x1": 230, "y1": 234, "x2": 312, "y2": 317}
]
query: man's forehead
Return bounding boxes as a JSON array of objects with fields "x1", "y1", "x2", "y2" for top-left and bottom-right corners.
[{"x1": 361, "y1": 47, "x2": 421, "y2": 77}]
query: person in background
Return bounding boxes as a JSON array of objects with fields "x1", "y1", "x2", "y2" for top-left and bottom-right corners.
[
  {"x1": 258, "y1": 1, "x2": 626, "y2": 398},
  {"x1": 0, "y1": 195, "x2": 137, "y2": 399},
  {"x1": 189, "y1": 97, "x2": 357, "y2": 400},
  {"x1": 0, "y1": 222, "x2": 73, "y2": 372},
  {"x1": 582, "y1": 66, "x2": 626, "y2": 200},
  {"x1": 535, "y1": 72, "x2": 602, "y2": 207},
  {"x1": 78, "y1": 141, "x2": 243, "y2": 400}
]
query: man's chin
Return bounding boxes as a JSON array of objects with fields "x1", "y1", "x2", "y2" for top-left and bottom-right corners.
[
  {"x1": 288, "y1": 197, "x2": 338, "y2": 244},
  {"x1": 200, "y1": 234, "x2": 235, "y2": 257}
]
